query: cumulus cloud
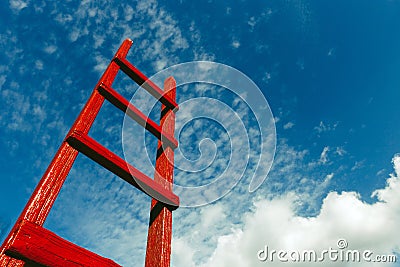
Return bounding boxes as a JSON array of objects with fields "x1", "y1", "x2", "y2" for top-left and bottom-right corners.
[
  {"x1": 180, "y1": 154, "x2": 400, "y2": 267},
  {"x1": 3, "y1": 2, "x2": 393, "y2": 267}
]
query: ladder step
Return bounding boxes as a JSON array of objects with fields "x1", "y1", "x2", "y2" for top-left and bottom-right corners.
[
  {"x1": 6, "y1": 220, "x2": 121, "y2": 267},
  {"x1": 113, "y1": 56, "x2": 179, "y2": 111},
  {"x1": 66, "y1": 131, "x2": 179, "y2": 208},
  {"x1": 97, "y1": 83, "x2": 178, "y2": 149}
]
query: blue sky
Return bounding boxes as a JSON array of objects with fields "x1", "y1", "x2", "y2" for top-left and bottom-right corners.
[{"x1": 1, "y1": 1, "x2": 400, "y2": 266}]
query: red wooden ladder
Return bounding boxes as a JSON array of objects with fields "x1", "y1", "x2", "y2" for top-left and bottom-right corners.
[{"x1": 0, "y1": 39, "x2": 179, "y2": 267}]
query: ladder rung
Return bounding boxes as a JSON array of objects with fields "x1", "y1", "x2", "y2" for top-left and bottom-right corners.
[
  {"x1": 113, "y1": 56, "x2": 179, "y2": 111},
  {"x1": 66, "y1": 131, "x2": 179, "y2": 208},
  {"x1": 97, "y1": 83, "x2": 178, "y2": 149},
  {"x1": 6, "y1": 220, "x2": 121, "y2": 267}
]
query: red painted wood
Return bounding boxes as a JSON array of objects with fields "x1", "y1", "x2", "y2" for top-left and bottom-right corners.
[
  {"x1": 0, "y1": 143, "x2": 79, "y2": 267},
  {"x1": 66, "y1": 39, "x2": 133, "y2": 136},
  {"x1": 0, "y1": 39, "x2": 132, "y2": 266},
  {"x1": 66, "y1": 130, "x2": 179, "y2": 208},
  {"x1": 0, "y1": 254, "x2": 24, "y2": 266},
  {"x1": 113, "y1": 57, "x2": 179, "y2": 111},
  {"x1": 145, "y1": 77, "x2": 176, "y2": 267},
  {"x1": 6, "y1": 220, "x2": 121, "y2": 267},
  {"x1": 97, "y1": 83, "x2": 178, "y2": 149},
  {"x1": 1, "y1": 38, "x2": 179, "y2": 267}
]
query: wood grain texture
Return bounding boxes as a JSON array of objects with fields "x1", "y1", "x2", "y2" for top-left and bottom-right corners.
[
  {"x1": 6, "y1": 220, "x2": 121, "y2": 267},
  {"x1": 145, "y1": 77, "x2": 177, "y2": 267}
]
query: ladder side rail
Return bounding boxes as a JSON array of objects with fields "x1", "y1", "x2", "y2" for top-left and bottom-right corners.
[
  {"x1": 113, "y1": 57, "x2": 178, "y2": 111},
  {"x1": 97, "y1": 83, "x2": 178, "y2": 149},
  {"x1": 6, "y1": 220, "x2": 122, "y2": 267},
  {"x1": 145, "y1": 77, "x2": 176, "y2": 267},
  {"x1": 66, "y1": 131, "x2": 179, "y2": 208},
  {"x1": 0, "y1": 39, "x2": 133, "y2": 267}
]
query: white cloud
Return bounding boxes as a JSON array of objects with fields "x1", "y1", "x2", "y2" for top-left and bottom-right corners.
[
  {"x1": 45, "y1": 164, "x2": 151, "y2": 266},
  {"x1": 335, "y1": 147, "x2": 346, "y2": 156},
  {"x1": 0, "y1": 218, "x2": 10, "y2": 242},
  {"x1": 0, "y1": 3, "x2": 197, "y2": 265},
  {"x1": 1, "y1": 89, "x2": 32, "y2": 132},
  {"x1": 319, "y1": 146, "x2": 329, "y2": 164},
  {"x1": 68, "y1": 29, "x2": 80, "y2": 42},
  {"x1": 43, "y1": 45, "x2": 57, "y2": 54},
  {"x1": 248, "y1": 16, "x2": 257, "y2": 31},
  {"x1": 123, "y1": 4, "x2": 134, "y2": 21},
  {"x1": 324, "y1": 173, "x2": 334, "y2": 183},
  {"x1": 9, "y1": 0, "x2": 29, "y2": 13},
  {"x1": 53, "y1": 0, "x2": 191, "y2": 72},
  {"x1": 351, "y1": 160, "x2": 365, "y2": 172},
  {"x1": 0, "y1": 75, "x2": 6, "y2": 89},
  {"x1": 54, "y1": 13, "x2": 73, "y2": 25},
  {"x1": 180, "y1": 154, "x2": 400, "y2": 267},
  {"x1": 328, "y1": 48, "x2": 336, "y2": 57},
  {"x1": 314, "y1": 121, "x2": 339, "y2": 134},
  {"x1": 265, "y1": 72, "x2": 272, "y2": 81},
  {"x1": 232, "y1": 40, "x2": 241, "y2": 49},
  {"x1": 200, "y1": 204, "x2": 227, "y2": 229},
  {"x1": 283, "y1": 122, "x2": 295, "y2": 130},
  {"x1": 2, "y1": 2, "x2": 378, "y2": 267},
  {"x1": 172, "y1": 238, "x2": 197, "y2": 267},
  {"x1": 35, "y1": 60, "x2": 43, "y2": 70},
  {"x1": 376, "y1": 169, "x2": 386, "y2": 176},
  {"x1": 171, "y1": 135, "x2": 342, "y2": 266},
  {"x1": 93, "y1": 54, "x2": 108, "y2": 73}
]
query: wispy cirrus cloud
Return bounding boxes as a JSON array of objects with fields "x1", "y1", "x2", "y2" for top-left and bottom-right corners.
[
  {"x1": 319, "y1": 146, "x2": 329, "y2": 164},
  {"x1": 283, "y1": 122, "x2": 295, "y2": 130},
  {"x1": 13, "y1": 1, "x2": 214, "y2": 266},
  {"x1": 0, "y1": 217, "x2": 10, "y2": 243},
  {"x1": 314, "y1": 121, "x2": 339, "y2": 134},
  {"x1": 170, "y1": 134, "x2": 344, "y2": 266},
  {"x1": 2, "y1": 2, "x2": 394, "y2": 267}
]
